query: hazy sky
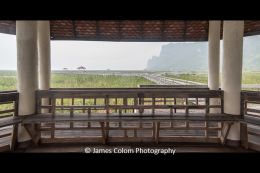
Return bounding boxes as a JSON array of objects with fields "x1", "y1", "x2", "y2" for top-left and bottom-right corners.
[{"x1": 0, "y1": 33, "x2": 169, "y2": 70}]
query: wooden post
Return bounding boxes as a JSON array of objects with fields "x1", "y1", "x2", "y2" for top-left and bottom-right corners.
[
  {"x1": 240, "y1": 123, "x2": 248, "y2": 149},
  {"x1": 155, "y1": 122, "x2": 160, "y2": 144}
]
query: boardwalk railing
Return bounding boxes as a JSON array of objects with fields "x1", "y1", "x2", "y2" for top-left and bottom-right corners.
[
  {"x1": 138, "y1": 84, "x2": 209, "y2": 89},
  {"x1": 19, "y1": 88, "x2": 240, "y2": 144},
  {"x1": 0, "y1": 91, "x2": 19, "y2": 152},
  {"x1": 241, "y1": 91, "x2": 260, "y2": 151}
]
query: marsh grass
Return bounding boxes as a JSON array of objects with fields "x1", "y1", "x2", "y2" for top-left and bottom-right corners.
[
  {"x1": 51, "y1": 73, "x2": 154, "y2": 88},
  {"x1": 0, "y1": 71, "x2": 154, "y2": 115},
  {"x1": 1, "y1": 70, "x2": 260, "y2": 116}
]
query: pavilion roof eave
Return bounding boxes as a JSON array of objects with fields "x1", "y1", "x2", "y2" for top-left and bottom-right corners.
[{"x1": 0, "y1": 20, "x2": 260, "y2": 42}]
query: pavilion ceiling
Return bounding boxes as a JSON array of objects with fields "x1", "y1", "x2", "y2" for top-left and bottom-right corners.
[{"x1": 0, "y1": 20, "x2": 260, "y2": 42}]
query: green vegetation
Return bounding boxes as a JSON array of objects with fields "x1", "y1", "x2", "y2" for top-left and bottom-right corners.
[
  {"x1": 1, "y1": 70, "x2": 260, "y2": 115},
  {"x1": 51, "y1": 73, "x2": 154, "y2": 88},
  {"x1": 242, "y1": 72, "x2": 260, "y2": 84},
  {"x1": 0, "y1": 70, "x2": 154, "y2": 91},
  {"x1": 0, "y1": 70, "x2": 17, "y2": 90},
  {"x1": 0, "y1": 71, "x2": 155, "y2": 115},
  {"x1": 1, "y1": 70, "x2": 260, "y2": 91}
]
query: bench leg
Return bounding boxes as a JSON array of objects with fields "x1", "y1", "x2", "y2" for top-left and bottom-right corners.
[
  {"x1": 10, "y1": 124, "x2": 18, "y2": 151},
  {"x1": 106, "y1": 122, "x2": 109, "y2": 142},
  {"x1": 221, "y1": 122, "x2": 233, "y2": 145},
  {"x1": 240, "y1": 123, "x2": 248, "y2": 149},
  {"x1": 23, "y1": 124, "x2": 41, "y2": 146},
  {"x1": 100, "y1": 122, "x2": 107, "y2": 144},
  {"x1": 154, "y1": 122, "x2": 160, "y2": 144}
]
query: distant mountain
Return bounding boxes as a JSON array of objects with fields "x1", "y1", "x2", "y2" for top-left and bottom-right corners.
[
  {"x1": 146, "y1": 36, "x2": 260, "y2": 71},
  {"x1": 146, "y1": 43, "x2": 208, "y2": 71}
]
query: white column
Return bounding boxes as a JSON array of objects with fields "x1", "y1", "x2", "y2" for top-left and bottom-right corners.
[
  {"x1": 222, "y1": 21, "x2": 244, "y2": 143},
  {"x1": 208, "y1": 21, "x2": 220, "y2": 90},
  {"x1": 16, "y1": 21, "x2": 38, "y2": 142},
  {"x1": 37, "y1": 21, "x2": 51, "y2": 114},
  {"x1": 208, "y1": 21, "x2": 221, "y2": 138},
  {"x1": 37, "y1": 21, "x2": 51, "y2": 90}
]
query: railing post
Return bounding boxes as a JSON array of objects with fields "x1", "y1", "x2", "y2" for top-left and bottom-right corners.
[
  {"x1": 240, "y1": 122, "x2": 248, "y2": 149},
  {"x1": 10, "y1": 93, "x2": 19, "y2": 151},
  {"x1": 240, "y1": 92, "x2": 245, "y2": 119},
  {"x1": 138, "y1": 93, "x2": 144, "y2": 114}
]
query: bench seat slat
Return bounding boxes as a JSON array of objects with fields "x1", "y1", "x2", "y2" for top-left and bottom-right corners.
[
  {"x1": 244, "y1": 116, "x2": 260, "y2": 126},
  {"x1": 40, "y1": 105, "x2": 221, "y2": 109},
  {"x1": 0, "y1": 117, "x2": 23, "y2": 128},
  {"x1": 22, "y1": 113, "x2": 239, "y2": 124}
]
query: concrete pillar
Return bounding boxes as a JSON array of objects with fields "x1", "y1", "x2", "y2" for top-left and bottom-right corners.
[
  {"x1": 221, "y1": 21, "x2": 244, "y2": 145},
  {"x1": 37, "y1": 21, "x2": 51, "y2": 113},
  {"x1": 16, "y1": 21, "x2": 38, "y2": 142},
  {"x1": 208, "y1": 21, "x2": 221, "y2": 138},
  {"x1": 208, "y1": 21, "x2": 220, "y2": 90},
  {"x1": 37, "y1": 21, "x2": 51, "y2": 90}
]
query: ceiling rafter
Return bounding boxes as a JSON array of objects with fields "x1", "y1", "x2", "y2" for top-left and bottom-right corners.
[
  {"x1": 72, "y1": 20, "x2": 77, "y2": 38},
  {"x1": 96, "y1": 20, "x2": 100, "y2": 40},
  {"x1": 140, "y1": 20, "x2": 144, "y2": 40},
  {"x1": 118, "y1": 20, "x2": 122, "y2": 40},
  {"x1": 183, "y1": 21, "x2": 187, "y2": 41},
  {"x1": 161, "y1": 20, "x2": 166, "y2": 41}
]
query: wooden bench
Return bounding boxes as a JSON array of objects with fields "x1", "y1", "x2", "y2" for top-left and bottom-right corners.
[
  {"x1": 240, "y1": 91, "x2": 260, "y2": 151},
  {"x1": 23, "y1": 113, "x2": 238, "y2": 145},
  {"x1": 21, "y1": 88, "x2": 239, "y2": 145},
  {"x1": 0, "y1": 91, "x2": 19, "y2": 151}
]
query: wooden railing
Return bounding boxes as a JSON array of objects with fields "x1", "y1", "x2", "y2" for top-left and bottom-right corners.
[
  {"x1": 241, "y1": 91, "x2": 260, "y2": 151},
  {"x1": 24, "y1": 88, "x2": 236, "y2": 144},
  {"x1": 0, "y1": 91, "x2": 19, "y2": 152}
]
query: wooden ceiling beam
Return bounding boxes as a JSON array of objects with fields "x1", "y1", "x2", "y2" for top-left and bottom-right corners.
[
  {"x1": 72, "y1": 20, "x2": 77, "y2": 38},
  {"x1": 161, "y1": 20, "x2": 166, "y2": 41},
  {"x1": 140, "y1": 20, "x2": 144, "y2": 40},
  {"x1": 96, "y1": 20, "x2": 100, "y2": 40},
  {"x1": 118, "y1": 20, "x2": 122, "y2": 41},
  {"x1": 183, "y1": 21, "x2": 187, "y2": 41}
]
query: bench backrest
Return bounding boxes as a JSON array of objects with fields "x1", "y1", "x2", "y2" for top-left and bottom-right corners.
[
  {"x1": 0, "y1": 91, "x2": 19, "y2": 118},
  {"x1": 36, "y1": 88, "x2": 224, "y2": 116},
  {"x1": 241, "y1": 91, "x2": 260, "y2": 151},
  {"x1": 0, "y1": 91, "x2": 19, "y2": 151},
  {"x1": 241, "y1": 91, "x2": 260, "y2": 123}
]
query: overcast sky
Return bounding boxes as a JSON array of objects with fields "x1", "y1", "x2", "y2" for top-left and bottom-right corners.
[{"x1": 0, "y1": 33, "x2": 169, "y2": 70}]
